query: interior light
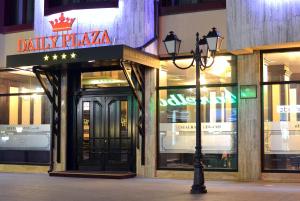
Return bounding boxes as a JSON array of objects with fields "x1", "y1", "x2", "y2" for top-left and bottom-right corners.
[
  {"x1": 201, "y1": 87, "x2": 208, "y2": 92},
  {"x1": 209, "y1": 56, "x2": 231, "y2": 76},
  {"x1": 16, "y1": 127, "x2": 23, "y2": 133},
  {"x1": 21, "y1": 87, "x2": 28, "y2": 93},
  {"x1": 35, "y1": 87, "x2": 44, "y2": 93},
  {"x1": 199, "y1": 75, "x2": 206, "y2": 85},
  {"x1": 160, "y1": 70, "x2": 167, "y2": 79},
  {"x1": 31, "y1": 93, "x2": 42, "y2": 99},
  {"x1": 87, "y1": 79, "x2": 127, "y2": 85},
  {"x1": 1, "y1": 136, "x2": 9, "y2": 142}
]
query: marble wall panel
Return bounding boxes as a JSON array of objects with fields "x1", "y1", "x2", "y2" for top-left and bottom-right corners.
[
  {"x1": 227, "y1": 0, "x2": 300, "y2": 51},
  {"x1": 34, "y1": 0, "x2": 156, "y2": 53}
]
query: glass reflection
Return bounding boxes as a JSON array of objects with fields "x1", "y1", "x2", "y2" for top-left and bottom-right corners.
[
  {"x1": 263, "y1": 51, "x2": 300, "y2": 171},
  {"x1": 159, "y1": 87, "x2": 238, "y2": 170},
  {"x1": 263, "y1": 51, "x2": 300, "y2": 82},
  {"x1": 263, "y1": 84, "x2": 300, "y2": 170},
  {"x1": 0, "y1": 69, "x2": 50, "y2": 164},
  {"x1": 82, "y1": 101, "x2": 90, "y2": 160},
  {"x1": 159, "y1": 55, "x2": 236, "y2": 86},
  {"x1": 81, "y1": 70, "x2": 129, "y2": 88}
]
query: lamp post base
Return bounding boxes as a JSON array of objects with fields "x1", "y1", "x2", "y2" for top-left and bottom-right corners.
[{"x1": 190, "y1": 184, "x2": 207, "y2": 194}]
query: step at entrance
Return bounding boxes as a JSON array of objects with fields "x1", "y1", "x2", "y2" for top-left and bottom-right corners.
[{"x1": 49, "y1": 171, "x2": 136, "y2": 179}]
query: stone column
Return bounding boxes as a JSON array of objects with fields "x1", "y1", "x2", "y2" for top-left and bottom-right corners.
[
  {"x1": 237, "y1": 51, "x2": 261, "y2": 181},
  {"x1": 144, "y1": 67, "x2": 157, "y2": 178},
  {"x1": 136, "y1": 67, "x2": 157, "y2": 177},
  {"x1": 54, "y1": 69, "x2": 67, "y2": 171}
]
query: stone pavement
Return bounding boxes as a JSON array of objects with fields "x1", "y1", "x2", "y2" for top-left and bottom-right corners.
[{"x1": 0, "y1": 173, "x2": 299, "y2": 201}]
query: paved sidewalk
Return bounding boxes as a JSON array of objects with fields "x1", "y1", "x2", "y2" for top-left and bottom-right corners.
[{"x1": 0, "y1": 173, "x2": 299, "y2": 201}]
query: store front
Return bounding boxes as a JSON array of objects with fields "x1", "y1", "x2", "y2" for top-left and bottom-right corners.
[
  {"x1": 0, "y1": 0, "x2": 159, "y2": 176},
  {"x1": 6, "y1": 45, "x2": 159, "y2": 176},
  {"x1": 3, "y1": 0, "x2": 300, "y2": 182}
]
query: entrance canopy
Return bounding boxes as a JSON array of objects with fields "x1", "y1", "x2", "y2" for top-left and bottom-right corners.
[{"x1": 6, "y1": 45, "x2": 160, "y2": 69}]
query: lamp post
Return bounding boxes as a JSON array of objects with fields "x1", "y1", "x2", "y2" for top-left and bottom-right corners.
[{"x1": 163, "y1": 28, "x2": 223, "y2": 194}]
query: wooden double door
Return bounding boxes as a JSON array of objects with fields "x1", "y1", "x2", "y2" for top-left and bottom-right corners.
[{"x1": 76, "y1": 94, "x2": 136, "y2": 172}]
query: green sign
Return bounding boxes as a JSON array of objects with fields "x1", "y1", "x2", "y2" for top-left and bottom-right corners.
[
  {"x1": 160, "y1": 93, "x2": 237, "y2": 107},
  {"x1": 240, "y1": 85, "x2": 257, "y2": 99}
]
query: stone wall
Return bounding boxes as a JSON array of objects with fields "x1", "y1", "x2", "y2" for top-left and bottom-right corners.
[
  {"x1": 227, "y1": 0, "x2": 300, "y2": 51},
  {"x1": 0, "y1": 31, "x2": 33, "y2": 67},
  {"x1": 159, "y1": 9, "x2": 227, "y2": 55},
  {"x1": 34, "y1": 0, "x2": 156, "y2": 52}
]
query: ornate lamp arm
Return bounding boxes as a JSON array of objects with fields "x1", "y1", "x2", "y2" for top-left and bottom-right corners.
[
  {"x1": 199, "y1": 57, "x2": 215, "y2": 71},
  {"x1": 172, "y1": 50, "x2": 195, "y2": 70}
]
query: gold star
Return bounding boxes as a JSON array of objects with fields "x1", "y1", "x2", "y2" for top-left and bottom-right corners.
[
  {"x1": 61, "y1": 53, "x2": 67, "y2": 59},
  {"x1": 70, "y1": 52, "x2": 76, "y2": 59},
  {"x1": 53, "y1": 54, "x2": 58, "y2": 60},
  {"x1": 44, "y1": 55, "x2": 49, "y2": 61}
]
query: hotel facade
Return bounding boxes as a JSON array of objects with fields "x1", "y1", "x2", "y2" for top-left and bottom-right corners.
[{"x1": 0, "y1": 0, "x2": 300, "y2": 182}]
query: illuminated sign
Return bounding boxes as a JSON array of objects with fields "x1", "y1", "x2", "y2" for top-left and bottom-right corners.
[
  {"x1": 240, "y1": 85, "x2": 257, "y2": 99},
  {"x1": 160, "y1": 93, "x2": 237, "y2": 107},
  {"x1": 17, "y1": 13, "x2": 111, "y2": 53}
]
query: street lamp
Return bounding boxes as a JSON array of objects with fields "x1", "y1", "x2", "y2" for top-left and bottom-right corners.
[{"x1": 163, "y1": 28, "x2": 223, "y2": 194}]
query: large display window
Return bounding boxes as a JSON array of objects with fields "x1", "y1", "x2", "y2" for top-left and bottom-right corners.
[
  {"x1": 160, "y1": 56, "x2": 236, "y2": 86},
  {"x1": 158, "y1": 55, "x2": 238, "y2": 171},
  {"x1": 0, "y1": 69, "x2": 50, "y2": 164},
  {"x1": 262, "y1": 51, "x2": 300, "y2": 171}
]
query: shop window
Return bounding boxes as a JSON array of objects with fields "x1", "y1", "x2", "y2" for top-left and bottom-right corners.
[
  {"x1": 0, "y1": 70, "x2": 50, "y2": 165},
  {"x1": 158, "y1": 55, "x2": 238, "y2": 171},
  {"x1": 44, "y1": 0, "x2": 119, "y2": 15},
  {"x1": 160, "y1": 55, "x2": 236, "y2": 86},
  {"x1": 262, "y1": 51, "x2": 300, "y2": 171}
]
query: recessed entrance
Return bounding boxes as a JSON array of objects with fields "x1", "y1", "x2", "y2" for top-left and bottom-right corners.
[
  {"x1": 76, "y1": 93, "x2": 136, "y2": 172},
  {"x1": 6, "y1": 45, "x2": 159, "y2": 177}
]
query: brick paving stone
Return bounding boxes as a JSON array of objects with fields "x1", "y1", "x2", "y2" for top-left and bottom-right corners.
[{"x1": 0, "y1": 173, "x2": 299, "y2": 201}]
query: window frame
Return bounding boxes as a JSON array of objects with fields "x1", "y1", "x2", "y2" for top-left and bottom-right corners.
[
  {"x1": 261, "y1": 48, "x2": 300, "y2": 173},
  {"x1": 159, "y1": 0, "x2": 226, "y2": 16},
  {"x1": 0, "y1": 0, "x2": 34, "y2": 34},
  {"x1": 156, "y1": 54, "x2": 239, "y2": 172},
  {"x1": 44, "y1": 0, "x2": 119, "y2": 16}
]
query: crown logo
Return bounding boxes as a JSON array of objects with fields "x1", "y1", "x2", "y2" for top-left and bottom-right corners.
[{"x1": 49, "y1": 13, "x2": 75, "y2": 32}]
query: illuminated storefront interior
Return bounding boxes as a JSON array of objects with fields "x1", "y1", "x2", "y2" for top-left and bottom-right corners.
[
  {"x1": 158, "y1": 55, "x2": 238, "y2": 170},
  {"x1": 0, "y1": 69, "x2": 50, "y2": 164},
  {"x1": 263, "y1": 51, "x2": 300, "y2": 171}
]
